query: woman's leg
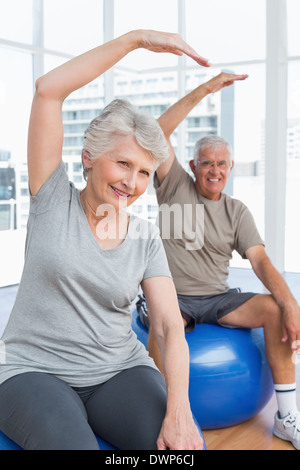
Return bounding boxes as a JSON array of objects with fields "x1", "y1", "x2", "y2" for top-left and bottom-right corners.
[
  {"x1": 0, "y1": 372, "x2": 99, "y2": 450},
  {"x1": 85, "y1": 366, "x2": 167, "y2": 450}
]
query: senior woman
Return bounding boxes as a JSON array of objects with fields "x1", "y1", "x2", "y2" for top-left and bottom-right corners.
[{"x1": 0, "y1": 30, "x2": 209, "y2": 450}]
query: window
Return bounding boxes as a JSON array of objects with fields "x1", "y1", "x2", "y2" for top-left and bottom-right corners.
[
  {"x1": 284, "y1": 0, "x2": 300, "y2": 272},
  {"x1": 0, "y1": 47, "x2": 32, "y2": 235},
  {"x1": 186, "y1": 0, "x2": 266, "y2": 63},
  {"x1": 146, "y1": 79, "x2": 158, "y2": 91},
  {"x1": 0, "y1": 0, "x2": 33, "y2": 44},
  {"x1": 114, "y1": 0, "x2": 178, "y2": 70},
  {"x1": 184, "y1": 0, "x2": 267, "y2": 269},
  {"x1": 285, "y1": 61, "x2": 300, "y2": 272},
  {"x1": 231, "y1": 64, "x2": 266, "y2": 237},
  {"x1": 287, "y1": 0, "x2": 300, "y2": 56},
  {"x1": 0, "y1": 0, "x2": 299, "y2": 287},
  {"x1": 44, "y1": 0, "x2": 103, "y2": 55}
]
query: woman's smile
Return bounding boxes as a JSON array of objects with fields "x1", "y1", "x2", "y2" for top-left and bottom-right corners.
[
  {"x1": 82, "y1": 135, "x2": 155, "y2": 213},
  {"x1": 110, "y1": 185, "x2": 132, "y2": 200}
]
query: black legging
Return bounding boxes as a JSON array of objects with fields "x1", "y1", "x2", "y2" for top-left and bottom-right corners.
[{"x1": 0, "y1": 366, "x2": 167, "y2": 450}]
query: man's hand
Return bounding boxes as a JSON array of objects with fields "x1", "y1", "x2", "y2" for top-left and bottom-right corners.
[
  {"x1": 246, "y1": 244, "x2": 300, "y2": 357},
  {"x1": 281, "y1": 301, "x2": 300, "y2": 355},
  {"x1": 204, "y1": 72, "x2": 249, "y2": 94}
]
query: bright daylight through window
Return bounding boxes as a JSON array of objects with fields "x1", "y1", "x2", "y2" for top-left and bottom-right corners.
[{"x1": 0, "y1": 0, "x2": 299, "y2": 287}]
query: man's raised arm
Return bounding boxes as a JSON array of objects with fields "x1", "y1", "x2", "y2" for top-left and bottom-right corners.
[{"x1": 156, "y1": 72, "x2": 248, "y2": 184}]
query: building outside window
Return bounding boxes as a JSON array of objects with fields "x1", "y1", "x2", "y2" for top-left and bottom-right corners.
[{"x1": 0, "y1": 0, "x2": 299, "y2": 286}]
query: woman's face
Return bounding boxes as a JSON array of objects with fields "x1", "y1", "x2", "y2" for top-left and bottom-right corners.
[{"x1": 83, "y1": 135, "x2": 155, "y2": 212}]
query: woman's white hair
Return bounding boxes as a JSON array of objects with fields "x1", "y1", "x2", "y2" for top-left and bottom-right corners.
[
  {"x1": 82, "y1": 99, "x2": 169, "y2": 181},
  {"x1": 193, "y1": 135, "x2": 233, "y2": 165}
]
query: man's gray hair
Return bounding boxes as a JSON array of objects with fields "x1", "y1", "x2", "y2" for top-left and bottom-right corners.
[
  {"x1": 82, "y1": 99, "x2": 169, "y2": 181},
  {"x1": 193, "y1": 135, "x2": 233, "y2": 165}
]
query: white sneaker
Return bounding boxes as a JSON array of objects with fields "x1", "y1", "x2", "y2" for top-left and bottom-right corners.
[{"x1": 273, "y1": 411, "x2": 300, "y2": 450}]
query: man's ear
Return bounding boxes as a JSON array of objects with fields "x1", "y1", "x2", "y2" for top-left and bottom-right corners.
[
  {"x1": 230, "y1": 160, "x2": 235, "y2": 172},
  {"x1": 189, "y1": 160, "x2": 196, "y2": 175}
]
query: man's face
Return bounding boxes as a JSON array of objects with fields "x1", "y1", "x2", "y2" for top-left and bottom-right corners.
[{"x1": 189, "y1": 146, "x2": 234, "y2": 201}]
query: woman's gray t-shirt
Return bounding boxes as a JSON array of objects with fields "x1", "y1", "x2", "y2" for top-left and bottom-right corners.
[{"x1": 0, "y1": 161, "x2": 171, "y2": 387}]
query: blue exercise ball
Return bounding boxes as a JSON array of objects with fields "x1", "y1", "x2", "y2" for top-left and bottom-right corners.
[
  {"x1": 131, "y1": 309, "x2": 274, "y2": 430},
  {"x1": 0, "y1": 430, "x2": 22, "y2": 450},
  {"x1": 0, "y1": 429, "x2": 117, "y2": 450},
  {"x1": 0, "y1": 422, "x2": 205, "y2": 451}
]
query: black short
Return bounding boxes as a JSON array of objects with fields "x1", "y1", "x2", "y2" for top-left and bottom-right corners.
[
  {"x1": 178, "y1": 288, "x2": 257, "y2": 331},
  {"x1": 137, "y1": 289, "x2": 257, "y2": 332}
]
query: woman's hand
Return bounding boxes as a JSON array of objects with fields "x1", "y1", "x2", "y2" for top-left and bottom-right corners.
[
  {"x1": 135, "y1": 29, "x2": 210, "y2": 67},
  {"x1": 157, "y1": 405, "x2": 204, "y2": 451},
  {"x1": 142, "y1": 276, "x2": 203, "y2": 450}
]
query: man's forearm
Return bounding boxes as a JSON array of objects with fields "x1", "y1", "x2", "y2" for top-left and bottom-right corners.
[
  {"x1": 158, "y1": 72, "x2": 249, "y2": 138},
  {"x1": 158, "y1": 84, "x2": 210, "y2": 139},
  {"x1": 251, "y1": 251, "x2": 297, "y2": 309}
]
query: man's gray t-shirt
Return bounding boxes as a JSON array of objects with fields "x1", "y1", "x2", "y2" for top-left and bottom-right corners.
[
  {"x1": 0, "y1": 161, "x2": 171, "y2": 387},
  {"x1": 155, "y1": 158, "x2": 264, "y2": 296}
]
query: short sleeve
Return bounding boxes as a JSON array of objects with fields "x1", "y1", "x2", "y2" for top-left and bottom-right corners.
[
  {"x1": 234, "y1": 205, "x2": 265, "y2": 258},
  {"x1": 142, "y1": 224, "x2": 172, "y2": 281},
  {"x1": 29, "y1": 160, "x2": 71, "y2": 215},
  {"x1": 154, "y1": 158, "x2": 191, "y2": 206}
]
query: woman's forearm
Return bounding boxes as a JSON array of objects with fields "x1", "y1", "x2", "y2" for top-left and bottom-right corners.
[
  {"x1": 142, "y1": 277, "x2": 191, "y2": 405},
  {"x1": 141, "y1": 277, "x2": 202, "y2": 449},
  {"x1": 35, "y1": 31, "x2": 140, "y2": 101},
  {"x1": 156, "y1": 324, "x2": 203, "y2": 450},
  {"x1": 158, "y1": 324, "x2": 191, "y2": 408},
  {"x1": 35, "y1": 29, "x2": 210, "y2": 103}
]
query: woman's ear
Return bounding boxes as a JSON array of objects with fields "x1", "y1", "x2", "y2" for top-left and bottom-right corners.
[{"x1": 82, "y1": 150, "x2": 92, "y2": 169}]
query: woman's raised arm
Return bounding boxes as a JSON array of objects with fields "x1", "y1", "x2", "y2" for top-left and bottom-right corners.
[{"x1": 27, "y1": 29, "x2": 209, "y2": 196}]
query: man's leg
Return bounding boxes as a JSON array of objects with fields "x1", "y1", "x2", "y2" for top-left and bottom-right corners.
[
  {"x1": 220, "y1": 293, "x2": 300, "y2": 449},
  {"x1": 219, "y1": 294, "x2": 295, "y2": 385},
  {"x1": 148, "y1": 293, "x2": 296, "y2": 385}
]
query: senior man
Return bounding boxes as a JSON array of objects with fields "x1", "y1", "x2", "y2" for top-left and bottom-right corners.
[{"x1": 139, "y1": 72, "x2": 300, "y2": 449}]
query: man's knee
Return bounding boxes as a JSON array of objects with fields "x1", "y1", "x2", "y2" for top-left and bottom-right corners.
[
  {"x1": 262, "y1": 294, "x2": 282, "y2": 325},
  {"x1": 259, "y1": 294, "x2": 281, "y2": 317},
  {"x1": 220, "y1": 294, "x2": 280, "y2": 328}
]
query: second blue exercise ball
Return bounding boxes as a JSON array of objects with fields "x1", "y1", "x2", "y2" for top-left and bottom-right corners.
[{"x1": 131, "y1": 309, "x2": 274, "y2": 430}]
